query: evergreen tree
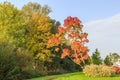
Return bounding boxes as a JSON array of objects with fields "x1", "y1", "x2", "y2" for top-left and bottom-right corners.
[
  {"x1": 91, "y1": 49, "x2": 102, "y2": 65},
  {"x1": 104, "y1": 55, "x2": 113, "y2": 66}
]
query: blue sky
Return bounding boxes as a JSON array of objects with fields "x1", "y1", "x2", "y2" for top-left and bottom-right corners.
[
  {"x1": 0, "y1": 0, "x2": 120, "y2": 58},
  {"x1": 1, "y1": 0, "x2": 120, "y2": 22}
]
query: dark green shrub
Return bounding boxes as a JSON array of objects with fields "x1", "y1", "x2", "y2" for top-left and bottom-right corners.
[
  {"x1": 33, "y1": 60, "x2": 48, "y2": 76},
  {"x1": 15, "y1": 47, "x2": 34, "y2": 73},
  {"x1": 61, "y1": 57, "x2": 82, "y2": 72},
  {"x1": 0, "y1": 42, "x2": 34, "y2": 80},
  {"x1": 83, "y1": 64, "x2": 115, "y2": 77},
  {"x1": 46, "y1": 56, "x2": 82, "y2": 75},
  {"x1": 0, "y1": 42, "x2": 21, "y2": 80}
]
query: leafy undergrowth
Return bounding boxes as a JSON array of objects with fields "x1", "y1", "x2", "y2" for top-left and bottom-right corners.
[{"x1": 27, "y1": 72, "x2": 120, "y2": 80}]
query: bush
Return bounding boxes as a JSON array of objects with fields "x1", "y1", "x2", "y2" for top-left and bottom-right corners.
[
  {"x1": 83, "y1": 64, "x2": 115, "y2": 77},
  {"x1": 0, "y1": 42, "x2": 21, "y2": 80},
  {"x1": 0, "y1": 42, "x2": 34, "y2": 80},
  {"x1": 45, "y1": 56, "x2": 82, "y2": 75},
  {"x1": 33, "y1": 60, "x2": 48, "y2": 76},
  {"x1": 15, "y1": 47, "x2": 34, "y2": 73},
  {"x1": 112, "y1": 65, "x2": 120, "y2": 74}
]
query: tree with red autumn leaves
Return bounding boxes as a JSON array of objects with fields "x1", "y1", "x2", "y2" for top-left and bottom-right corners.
[{"x1": 47, "y1": 16, "x2": 89, "y2": 68}]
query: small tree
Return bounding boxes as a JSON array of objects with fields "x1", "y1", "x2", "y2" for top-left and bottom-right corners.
[
  {"x1": 104, "y1": 55, "x2": 113, "y2": 66},
  {"x1": 47, "y1": 16, "x2": 89, "y2": 68},
  {"x1": 91, "y1": 49, "x2": 102, "y2": 65}
]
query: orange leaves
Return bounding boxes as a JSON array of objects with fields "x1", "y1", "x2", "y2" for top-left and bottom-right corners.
[
  {"x1": 79, "y1": 46, "x2": 89, "y2": 53},
  {"x1": 79, "y1": 33, "x2": 88, "y2": 39},
  {"x1": 71, "y1": 53, "x2": 78, "y2": 58},
  {"x1": 71, "y1": 41, "x2": 82, "y2": 51},
  {"x1": 71, "y1": 53, "x2": 89, "y2": 64},
  {"x1": 71, "y1": 40, "x2": 89, "y2": 53},
  {"x1": 82, "y1": 39, "x2": 89, "y2": 43},
  {"x1": 47, "y1": 38, "x2": 60, "y2": 48},
  {"x1": 64, "y1": 16, "x2": 81, "y2": 30},
  {"x1": 55, "y1": 47, "x2": 60, "y2": 52},
  {"x1": 68, "y1": 32, "x2": 79, "y2": 38},
  {"x1": 61, "y1": 48, "x2": 70, "y2": 58},
  {"x1": 73, "y1": 58, "x2": 81, "y2": 64},
  {"x1": 82, "y1": 54, "x2": 89, "y2": 60},
  {"x1": 58, "y1": 26, "x2": 64, "y2": 34}
]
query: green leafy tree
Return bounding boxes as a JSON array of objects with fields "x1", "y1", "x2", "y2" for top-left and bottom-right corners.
[
  {"x1": 91, "y1": 49, "x2": 102, "y2": 65},
  {"x1": 104, "y1": 55, "x2": 113, "y2": 66}
]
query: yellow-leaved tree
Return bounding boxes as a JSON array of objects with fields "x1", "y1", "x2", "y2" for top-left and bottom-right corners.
[
  {"x1": 0, "y1": 2, "x2": 26, "y2": 46},
  {"x1": 21, "y1": 2, "x2": 53, "y2": 62}
]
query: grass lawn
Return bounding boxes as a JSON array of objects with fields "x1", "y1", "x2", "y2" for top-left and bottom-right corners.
[{"x1": 28, "y1": 72, "x2": 120, "y2": 80}]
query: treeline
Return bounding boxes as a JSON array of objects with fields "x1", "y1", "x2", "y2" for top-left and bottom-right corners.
[
  {"x1": 90, "y1": 49, "x2": 120, "y2": 66},
  {"x1": 1, "y1": 1, "x2": 119, "y2": 80},
  {"x1": 0, "y1": 2, "x2": 81, "y2": 80}
]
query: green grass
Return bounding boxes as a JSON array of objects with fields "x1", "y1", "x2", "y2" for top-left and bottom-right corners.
[{"x1": 28, "y1": 72, "x2": 120, "y2": 80}]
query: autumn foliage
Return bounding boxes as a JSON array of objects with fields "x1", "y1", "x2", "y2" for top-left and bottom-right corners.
[{"x1": 47, "y1": 16, "x2": 89, "y2": 67}]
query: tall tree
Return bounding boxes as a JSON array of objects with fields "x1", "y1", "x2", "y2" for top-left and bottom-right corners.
[
  {"x1": 91, "y1": 49, "x2": 102, "y2": 65},
  {"x1": 47, "y1": 16, "x2": 89, "y2": 68},
  {"x1": 21, "y1": 2, "x2": 53, "y2": 61}
]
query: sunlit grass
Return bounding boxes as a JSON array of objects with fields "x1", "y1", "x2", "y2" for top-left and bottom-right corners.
[{"x1": 28, "y1": 72, "x2": 120, "y2": 80}]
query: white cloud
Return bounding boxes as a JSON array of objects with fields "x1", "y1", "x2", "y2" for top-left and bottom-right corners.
[{"x1": 83, "y1": 13, "x2": 120, "y2": 58}]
